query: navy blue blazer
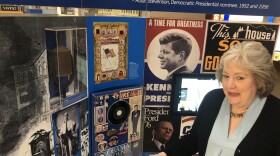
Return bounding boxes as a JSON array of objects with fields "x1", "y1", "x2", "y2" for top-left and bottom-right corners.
[{"x1": 165, "y1": 89, "x2": 280, "y2": 156}]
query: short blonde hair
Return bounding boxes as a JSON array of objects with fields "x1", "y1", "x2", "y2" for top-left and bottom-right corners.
[{"x1": 215, "y1": 41, "x2": 278, "y2": 97}]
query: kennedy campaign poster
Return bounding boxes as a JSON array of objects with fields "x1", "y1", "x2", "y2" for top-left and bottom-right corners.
[
  {"x1": 201, "y1": 21, "x2": 279, "y2": 73},
  {"x1": 144, "y1": 18, "x2": 206, "y2": 106}
]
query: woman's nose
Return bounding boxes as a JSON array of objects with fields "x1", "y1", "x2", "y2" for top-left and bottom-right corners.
[{"x1": 228, "y1": 78, "x2": 236, "y2": 89}]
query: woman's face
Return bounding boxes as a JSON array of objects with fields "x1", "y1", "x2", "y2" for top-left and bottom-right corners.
[{"x1": 222, "y1": 62, "x2": 258, "y2": 109}]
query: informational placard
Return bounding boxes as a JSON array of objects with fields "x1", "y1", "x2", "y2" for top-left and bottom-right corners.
[
  {"x1": 144, "y1": 18, "x2": 206, "y2": 106},
  {"x1": 145, "y1": 0, "x2": 280, "y2": 16},
  {"x1": 201, "y1": 21, "x2": 279, "y2": 73}
]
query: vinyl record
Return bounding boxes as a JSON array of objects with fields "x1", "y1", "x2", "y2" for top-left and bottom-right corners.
[{"x1": 108, "y1": 100, "x2": 130, "y2": 125}]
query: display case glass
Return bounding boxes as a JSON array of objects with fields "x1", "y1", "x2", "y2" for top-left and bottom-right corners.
[{"x1": 45, "y1": 27, "x2": 88, "y2": 107}]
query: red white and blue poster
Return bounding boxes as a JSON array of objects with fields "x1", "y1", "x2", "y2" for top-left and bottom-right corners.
[{"x1": 144, "y1": 18, "x2": 206, "y2": 106}]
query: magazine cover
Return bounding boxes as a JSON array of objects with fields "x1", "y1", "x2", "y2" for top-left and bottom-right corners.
[
  {"x1": 144, "y1": 18, "x2": 206, "y2": 106},
  {"x1": 201, "y1": 21, "x2": 279, "y2": 73},
  {"x1": 143, "y1": 106, "x2": 181, "y2": 153}
]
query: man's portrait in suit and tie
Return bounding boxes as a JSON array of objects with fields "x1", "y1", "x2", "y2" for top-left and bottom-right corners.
[
  {"x1": 56, "y1": 108, "x2": 79, "y2": 156},
  {"x1": 158, "y1": 32, "x2": 193, "y2": 81},
  {"x1": 143, "y1": 120, "x2": 174, "y2": 152}
]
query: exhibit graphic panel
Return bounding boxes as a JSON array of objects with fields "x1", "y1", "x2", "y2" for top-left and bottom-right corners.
[
  {"x1": 201, "y1": 21, "x2": 279, "y2": 73},
  {"x1": 0, "y1": 17, "x2": 86, "y2": 156},
  {"x1": 86, "y1": 16, "x2": 146, "y2": 93},
  {"x1": 91, "y1": 87, "x2": 144, "y2": 156},
  {"x1": 144, "y1": 18, "x2": 206, "y2": 106},
  {"x1": 2, "y1": 0, "x2": 280, "y2": 17}
]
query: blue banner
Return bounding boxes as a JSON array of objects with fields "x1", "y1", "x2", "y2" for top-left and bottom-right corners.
[
  {"x1": 146, "y1": 0, "x2": 280, "y2": 16},
  {"x1": 0, "y1": 0, "x2": 280, "y2": 16},
  {"x1": 0, "y1": 0, "x2": 81, "y2": 8},
  {"x1": 1, "y1": 0, "x2": 280, "y2": 16}
]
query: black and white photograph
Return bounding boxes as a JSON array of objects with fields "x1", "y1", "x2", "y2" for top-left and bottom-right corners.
[
  {"x1": 53, "y1": 104, "x2": 80, "y2": 156},
  {"x1": 0, "y1": 17, "x2": 85, "y2": 156},
  {"x1": 80, "y1": 99, "x2": 89, "y2": 156},
  {"x1": 146, "y1": 29, "x2": 200, "y2": 81}
]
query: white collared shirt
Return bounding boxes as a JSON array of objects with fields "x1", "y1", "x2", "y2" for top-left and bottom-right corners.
[{"x1": 153, "y1": 139, "x2": 165, "y2": 151}]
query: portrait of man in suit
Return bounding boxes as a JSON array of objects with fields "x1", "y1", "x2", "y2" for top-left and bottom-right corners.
[
  {"x1": 158, "y1": 32, "x2": 193, "y2": 81},
  {"x1": 131, "y1": 104, "x2": 141, "y2": 135},
  {"x1": 143, "y1": 120, "x2": 174, "y2": 152},
  {"x1": 59, "y1": 112, "x2": 78, "y2": 156}
]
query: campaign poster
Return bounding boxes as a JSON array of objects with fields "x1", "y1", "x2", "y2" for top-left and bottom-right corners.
[
  {"x1": 179, "y1": 116, "x2": 196, "y2": 138},
  {"x1": 143, "y1": 106, "x2": 181, "y2": 153},
  {"x1": 93, "y1": 22, "x2": 128, "y2": 84},
  {"x1": 202, "y1": 21, "x2": 279, "y2": 73},
  {"x1": 144, "y1": 18, "x2": 206, "y2": 106}
]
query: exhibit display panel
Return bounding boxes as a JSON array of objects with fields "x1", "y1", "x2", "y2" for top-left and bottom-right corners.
[
  {"x1": 86, "y1": 16, "x2": 146, "y2": 156},
  {"x1": 91, "y1": 87, "x2": 144, "y2": 156},
  {"x1": 0, "y1": 0, "x2": 280, "y2": 155},
  {"x1": 0, "y1": 17, "x2": 86, "y2": 156},
  {"x1": 45, "y1": 27, "x2": 88, "y2": 107}
]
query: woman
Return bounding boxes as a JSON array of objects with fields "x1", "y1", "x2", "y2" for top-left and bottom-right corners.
[{"x1": 152, "y1": 41, "x2": 280, "y2": 156}]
